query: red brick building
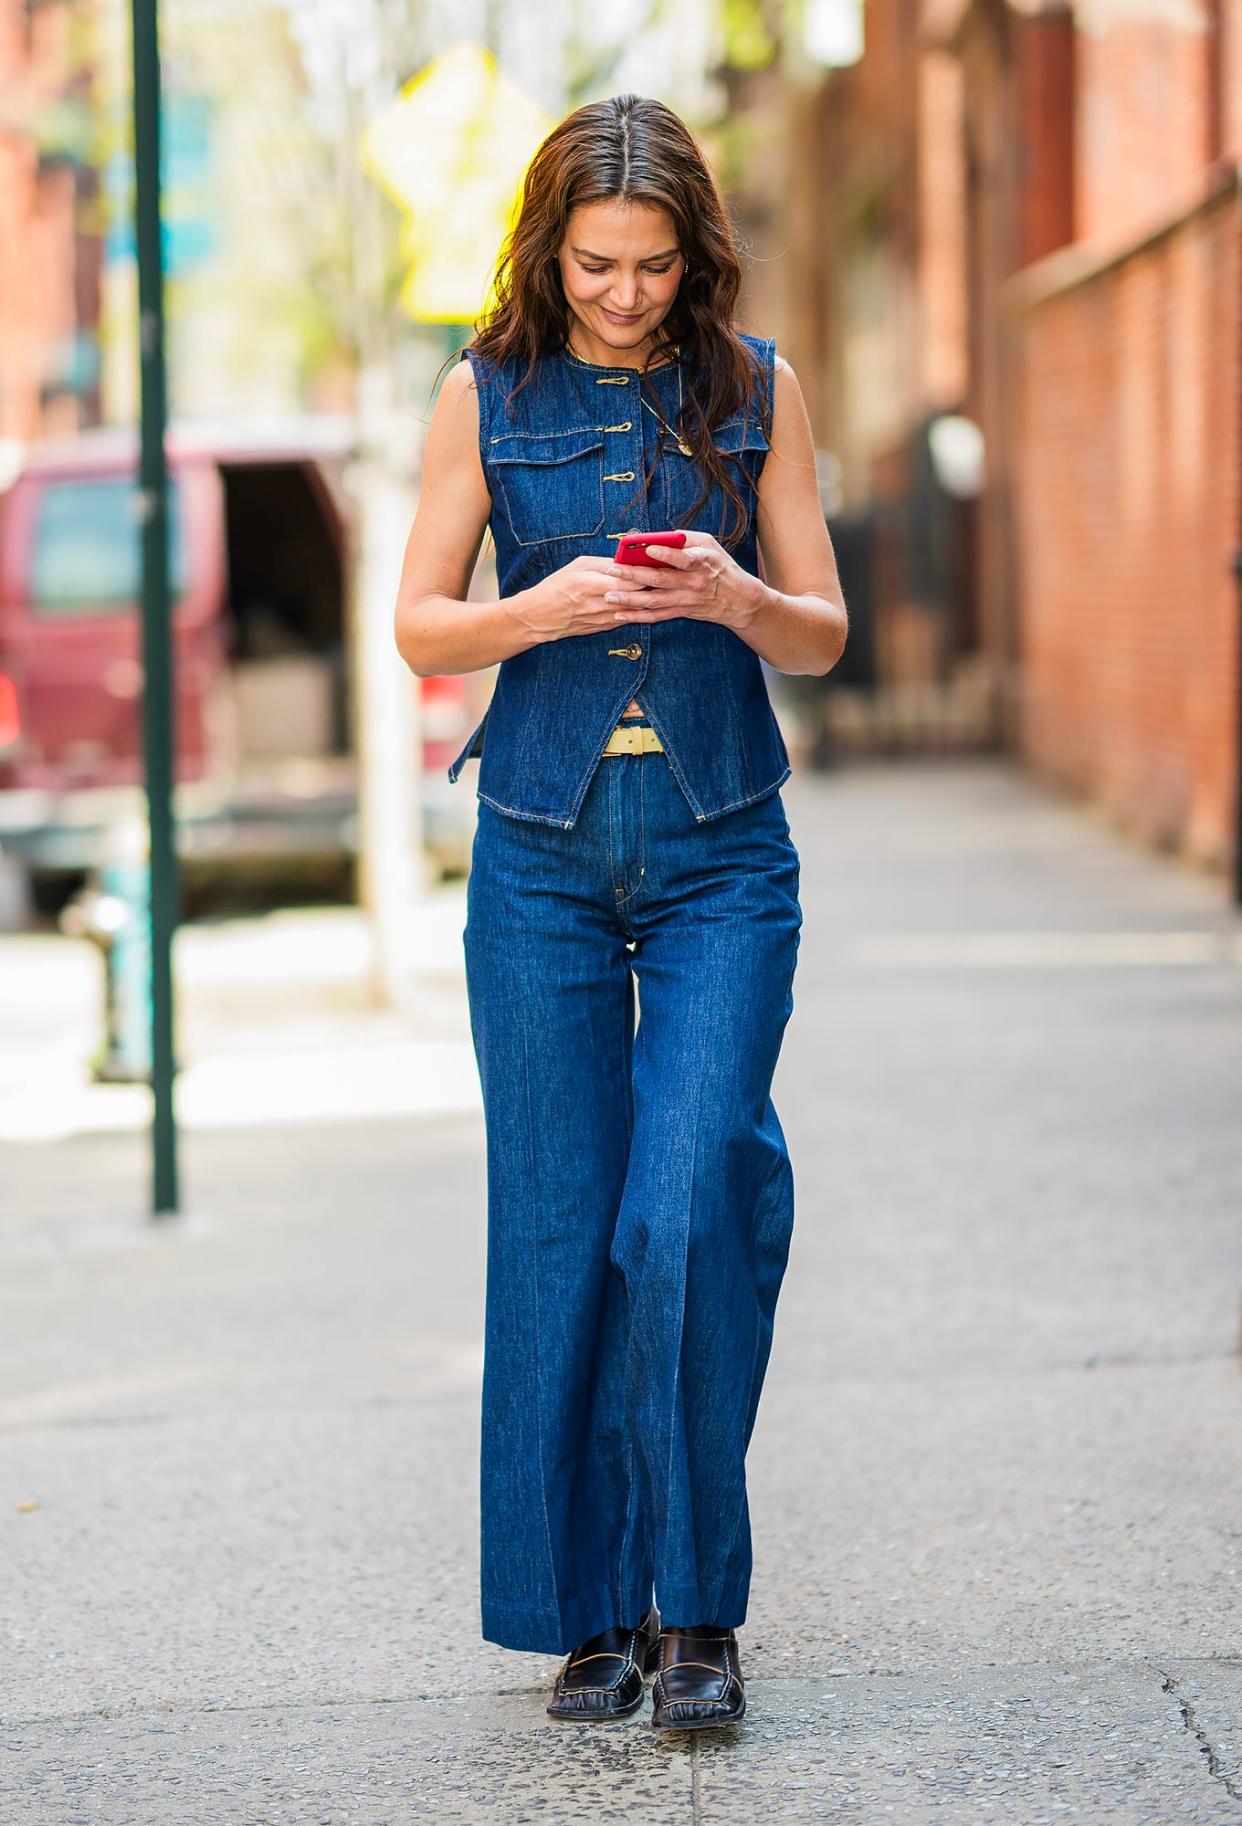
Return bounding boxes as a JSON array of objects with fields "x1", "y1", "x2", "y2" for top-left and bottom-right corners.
[
  {"x1": 1006, "y1": 164, "x2": 1239, "y2": 867},
  {"x1": 0, "y1": 0, "x2": 102, "y2": 441},
  {"x1": 990, "y1": 15, "x2": 1242, "y2": 871},
  {"x1": 727, "y1": 8, "x2": 993, "y2": 752},
  {"x1": 739, "y1": 0, "x2": 1242, "y2": 872}
]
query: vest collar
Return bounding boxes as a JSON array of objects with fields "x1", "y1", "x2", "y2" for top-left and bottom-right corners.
[{"x1": 557, "y1": 341, "x2": 685, "y2": 377}]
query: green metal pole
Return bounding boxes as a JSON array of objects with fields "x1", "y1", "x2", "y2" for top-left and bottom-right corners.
[{"x1": 131, "y1": 0, "x2": 180, "y2": 1213}]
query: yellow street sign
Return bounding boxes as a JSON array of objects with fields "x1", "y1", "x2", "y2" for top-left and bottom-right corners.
[{"x1": 361, "y1": 42, "x2": 554, "y2": 324}]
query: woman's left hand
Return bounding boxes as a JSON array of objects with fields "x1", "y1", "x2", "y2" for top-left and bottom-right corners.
[{"x1": 603, "y1": 535, "x2": 765, "y2": 632}]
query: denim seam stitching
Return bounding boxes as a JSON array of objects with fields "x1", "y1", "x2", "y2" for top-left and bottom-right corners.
[
  {"x1": 607, "y1": 764, "x2": 621, "y2": 901},
  {"x1": 613, "y1": 756, "x2": 647, "y2": 911},
  {"x1": 716, "y1": 1263, "x2": 771, "y2": 1594},
  {"x1": 659, "y1": 1091, "x2": 701, "y2": 1598},
  {"x1": 490, "y1": 425, "x2": 610, "y2": 445},
  {"x1": 613, "y1": 744, "x2": 649, "y2": 912},
  {"x1": 632, "y1": 698, "x2": 705, "y2": 822},
  {"x1": 470, "y1": 741, "x2": 787, "y2": 828},
  {"x1": 496, "y1": 515, "x2": 605, "y2": 550},
  {"x1": 615, "y1": 1437, "x2": 639, "y2": 1624},
  {"x1": 701, "y1": 765, "x2": 793, "y2": 821},
  {"x1": 483, "y1": 1579, "x2": 617, "y2": 1620},
  {"x1": 446, "y1": 705, "x2": 490, "y2": 783},
  {"x1": 475, "y1": 790, "x2": 573, "y2": 826},
  {"x1": 710, "y1": 1144, "x2": 789, "y2": 1611},
  {"x1": 461, "y1": 348, "x2": 492, "y2": 477},
  {"x1": 562, "y1": 683, "x2": 651, "y2": 828},
  {"x1": 517, "y1": 1015, "x2": 561, "y2": 1623},
  {"x1": 613, "y1": 960, "x2": 641, "y2": 1620},
  {"x1": 493, "y1": 438, "x2": 607, "y2": 547}
]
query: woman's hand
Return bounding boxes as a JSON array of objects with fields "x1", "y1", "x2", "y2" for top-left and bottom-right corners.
[
  {"x1": 507, "y1": 554, "x2": 673, "y2": 640},
  {"x1": 601, "y1": 535, "x2": 766, "y2": 632}
]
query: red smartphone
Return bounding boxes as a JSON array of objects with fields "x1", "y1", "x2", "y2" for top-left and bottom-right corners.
[{"x1": 615, "y1": 531, "x2": 687, "y2": 569}]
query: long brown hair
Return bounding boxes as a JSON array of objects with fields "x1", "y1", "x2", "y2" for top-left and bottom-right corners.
[{"x1": 462, "y1": 95, "x2": 769, "y2": 547}]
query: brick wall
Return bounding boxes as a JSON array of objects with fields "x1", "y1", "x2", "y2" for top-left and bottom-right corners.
[
  {"x1": 1010, "y1": 169, "x2": 1240, "y2": 866},
  {"x1": 917, "y1": 46, "x2": 969, "y2": 412},
  {"x1": 0, "y1": 0, "x2": 99, "y2": 440}
]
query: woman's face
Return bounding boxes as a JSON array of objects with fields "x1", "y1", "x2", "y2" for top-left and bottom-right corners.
[{"x1": 557, "y1": 199, "x2": 685, "y2": 362}]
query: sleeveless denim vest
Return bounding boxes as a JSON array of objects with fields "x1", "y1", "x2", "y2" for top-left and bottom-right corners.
[{"x1": 446, "y1": 332, "x2": 792, "y2": 829}]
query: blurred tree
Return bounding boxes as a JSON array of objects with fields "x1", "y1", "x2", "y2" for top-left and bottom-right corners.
[
  {"x1": 113, "y1": 0, "x2": 803, "y2": 414},
  {"x1": 150, "y1": 0, "x2": 427, "y2": 409},
  {"x1": 718, "y1": 0, "x2": 779, "y2": 70}
]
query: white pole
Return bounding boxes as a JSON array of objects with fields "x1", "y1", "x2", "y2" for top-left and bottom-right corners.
[{"x1": 351, "y1": 362, "x2": 427, "y2": 1007}]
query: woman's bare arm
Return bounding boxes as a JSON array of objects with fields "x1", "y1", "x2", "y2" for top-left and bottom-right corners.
[
  {"x1": 745, "y1": 356, "x2": 848, "y2": 675},
  {"x1": 393, "y1": 361, "x2": 544, "y2": 678}
]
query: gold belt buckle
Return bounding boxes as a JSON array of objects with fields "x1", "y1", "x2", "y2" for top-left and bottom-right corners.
[{"x1": 603, "y1": 722, "x2": 664, "y2": 756}]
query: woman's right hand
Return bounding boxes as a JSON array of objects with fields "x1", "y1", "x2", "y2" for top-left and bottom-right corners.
[{"x1": 507, "y1": 555, "x2": 664, "y2": 641}]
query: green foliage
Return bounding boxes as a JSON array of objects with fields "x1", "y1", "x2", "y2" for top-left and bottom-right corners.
[{"x1": 719, "y1": 0, "x2": 778, "y2": 70}]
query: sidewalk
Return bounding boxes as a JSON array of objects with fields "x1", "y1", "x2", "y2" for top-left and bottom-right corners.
[
  {"x1": 0, "y1": 889, "x2": 478, "y2": 1145},
  {"x1": 3, "y1": 756, "x2": 1241, "y2": 1824}
]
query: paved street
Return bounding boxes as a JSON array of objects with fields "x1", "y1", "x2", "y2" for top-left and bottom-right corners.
[{"x1": 2, "y1": 755, "x2": 1241, "y2": 1825}]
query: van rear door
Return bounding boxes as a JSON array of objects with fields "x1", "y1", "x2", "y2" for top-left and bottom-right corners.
[{"x1": 0, "y1": 458, "x2": 227, "y2": 790}]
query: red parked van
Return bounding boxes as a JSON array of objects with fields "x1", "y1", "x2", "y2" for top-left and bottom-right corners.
[{"x1": 0, "y1": 421, "x2": 484, "y2": 911}]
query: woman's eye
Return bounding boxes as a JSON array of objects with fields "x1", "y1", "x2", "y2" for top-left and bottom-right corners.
[{"x1": 580, "y1": 264, "x2": 678, "y2": 276}]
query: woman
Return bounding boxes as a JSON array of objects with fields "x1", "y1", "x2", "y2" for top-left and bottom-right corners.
[{"x1": 394, "y1": 93, "x2": 845, "y2": 1732}]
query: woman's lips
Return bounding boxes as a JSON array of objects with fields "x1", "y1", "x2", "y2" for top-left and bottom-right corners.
[{"x1": 600, "y1": 308, "x2": 644, "y2": 325}]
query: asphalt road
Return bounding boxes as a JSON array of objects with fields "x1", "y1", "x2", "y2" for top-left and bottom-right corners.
[{"x1": 3, "y1": 756, "x2": 1241, "y2": 1824}]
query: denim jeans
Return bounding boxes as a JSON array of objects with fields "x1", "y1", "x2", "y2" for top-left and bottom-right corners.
[{"x1": 462, "y1": 722, "x2": 803, "y2": 1655}]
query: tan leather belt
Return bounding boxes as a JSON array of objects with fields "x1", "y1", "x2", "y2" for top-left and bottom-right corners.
[{"x1": 602, "y1": 721, "x2": 665, "y2": 756}]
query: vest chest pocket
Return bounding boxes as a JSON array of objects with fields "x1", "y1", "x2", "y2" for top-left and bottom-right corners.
[
  {"x1": 661, "y1": 412, "x2": 771, "y2": 535},
  {"x1": 488, "y1": 427, "x2": 607, "y2": 546}
]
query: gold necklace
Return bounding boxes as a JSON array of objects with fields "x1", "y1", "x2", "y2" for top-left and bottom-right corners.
[
  {"x1": 640, "y1": 381, "x2": 693, "y2": 458},
  {"x1": 566, "y1": 336, "x2": 692, "y2": 456}
]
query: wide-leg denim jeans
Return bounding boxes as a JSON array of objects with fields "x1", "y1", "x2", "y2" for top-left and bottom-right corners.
[{"x1": 462, "y1": 724, "x2": 803, "y2": 1656}]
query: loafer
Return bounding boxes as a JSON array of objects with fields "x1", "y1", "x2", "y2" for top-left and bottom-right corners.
[
  {"x1": 546, "y1": 1605, "x2": 662, "y2": 1720},
  {"x1": 650, "y1": 1623, "x2": 746, "y2": 1730}
]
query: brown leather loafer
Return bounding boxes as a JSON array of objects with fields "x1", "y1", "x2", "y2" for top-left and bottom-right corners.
[
  {"x1": 650, "y1": 1623, "x2": 746, "y2": 1730},
  {"x1": 546, "y1": 1605, "x2": 661, "y2": 1721}
]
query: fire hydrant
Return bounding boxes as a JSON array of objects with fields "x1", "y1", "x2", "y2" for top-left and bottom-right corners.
[{"x1": 60, "y1": 815, "x2": 154, "y2": 1083}]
